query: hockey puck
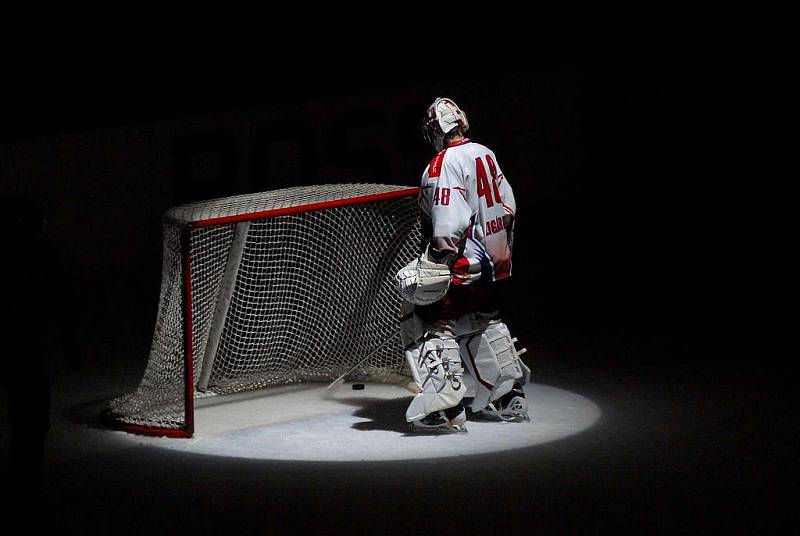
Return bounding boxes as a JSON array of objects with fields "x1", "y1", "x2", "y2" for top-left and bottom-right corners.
[{"x1": 352, "y1": 383, "x2": 365, "y2": 390}]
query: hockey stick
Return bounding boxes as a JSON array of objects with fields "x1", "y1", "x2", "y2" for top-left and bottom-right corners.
[{"x1": 326, "y1": 330, "x2": 400, "y2": 390}]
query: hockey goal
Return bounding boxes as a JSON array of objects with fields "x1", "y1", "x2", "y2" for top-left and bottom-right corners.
[{"x1": 106, "y1": 184, "x2": 421, "y2": 437}]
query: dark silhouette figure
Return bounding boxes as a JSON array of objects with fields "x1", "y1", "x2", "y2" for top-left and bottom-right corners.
[{"x1": 0, "y1": 194, "x2": 70, "y2": 505}]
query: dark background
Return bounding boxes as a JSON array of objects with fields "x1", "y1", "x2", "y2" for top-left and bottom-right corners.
[
  {"x1": 0, "y1": 65, "x2": 710, "y2": 365},
  {"x1": 0, "y1": 25, "x2": 761, "y2": 373},
  {"x1": 0, "y1": 64, "x2": 790, "y2": 532}
]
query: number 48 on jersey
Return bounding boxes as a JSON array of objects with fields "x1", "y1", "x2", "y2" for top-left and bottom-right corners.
[{"x1": 431, "y1": 154, "x2": 502, "y2": 209}]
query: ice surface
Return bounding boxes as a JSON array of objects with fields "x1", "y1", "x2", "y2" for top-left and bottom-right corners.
[{"x1": 124, "y1": 382, "x2": 601, "y2": 462}]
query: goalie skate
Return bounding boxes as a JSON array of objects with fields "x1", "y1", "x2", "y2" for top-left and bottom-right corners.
[
  {"x1": 474, "y1": 387, "x2": 530, "y2": 423},
  {"x1": 409, "y1": 404, "x2": 468, "y2": 433}
]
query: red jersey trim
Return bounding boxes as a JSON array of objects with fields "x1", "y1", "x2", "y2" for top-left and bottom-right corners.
[
  {"x1": 428, "y1": 139, "x2": 472, "y2": 178},
  {"x1": 427, "y1": 150, "x2": 447, "y2": 178},
  {"x1": 447, "y1": 137, "x2": 471, "y2": 148}
]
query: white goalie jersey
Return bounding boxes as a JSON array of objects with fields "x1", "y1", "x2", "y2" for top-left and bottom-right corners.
[{"x1": 419, "y1": 138, "x2": 516, "y2": 286}]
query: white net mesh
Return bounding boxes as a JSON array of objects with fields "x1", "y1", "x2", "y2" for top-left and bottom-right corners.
[{"x1": 107, "y1": 184, "x2": 421, "y2": 435}]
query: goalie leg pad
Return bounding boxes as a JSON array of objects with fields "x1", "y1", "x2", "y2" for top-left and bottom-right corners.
[
  {"x1": 458, "y1": 319, "x2": 527, "y2": 413},
  {"x1": 404, "y1": 332, "x2": 466, "y2": 422}
]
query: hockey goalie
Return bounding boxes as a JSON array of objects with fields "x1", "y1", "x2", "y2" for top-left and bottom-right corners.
[{"x1": 395, "y1": 97, "x2": 530, "y2": 432}]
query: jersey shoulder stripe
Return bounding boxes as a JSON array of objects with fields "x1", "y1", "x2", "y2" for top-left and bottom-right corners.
[{"x1": 427, "y1": 149, "x2": 447, "y2": 178}]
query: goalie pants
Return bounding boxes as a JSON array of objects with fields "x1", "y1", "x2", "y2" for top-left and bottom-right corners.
[{"x1": 402, "y1": 280, "x2": 527, "y2": 418}]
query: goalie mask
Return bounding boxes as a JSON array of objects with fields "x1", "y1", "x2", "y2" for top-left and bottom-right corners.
[{"x1": 422, "y1": 97, "x2": 469, "y2": 152}]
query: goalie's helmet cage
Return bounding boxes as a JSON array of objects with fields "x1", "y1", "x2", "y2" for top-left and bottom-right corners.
[
  {"x1": 105, "y1": 184, "x2": 422, "y2": 437},
  {"x1": 422, "y1": 97, "x2": 470, "y2": 152}
]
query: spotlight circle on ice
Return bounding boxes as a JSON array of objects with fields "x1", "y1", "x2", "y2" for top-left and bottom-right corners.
[{"x1": 119, "y1": 383, "x2": 601, "y2": 462}]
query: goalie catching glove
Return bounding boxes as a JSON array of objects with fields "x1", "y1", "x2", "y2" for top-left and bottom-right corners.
[{"x1": 394, "y1": 249, "x2": 451, "y2": 305}]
